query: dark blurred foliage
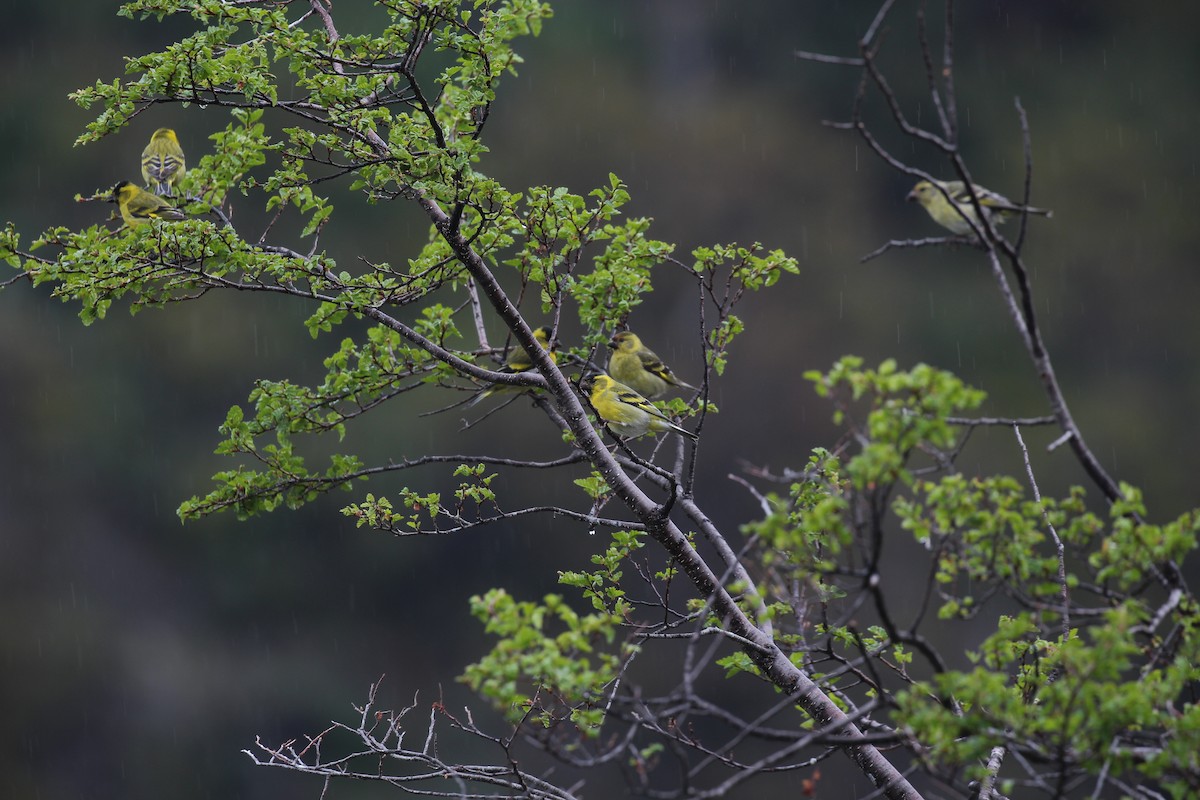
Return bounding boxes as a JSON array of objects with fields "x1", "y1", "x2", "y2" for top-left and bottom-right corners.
[{"x1": 1, "y1": 1, "x2": 1198, "y2": 798}]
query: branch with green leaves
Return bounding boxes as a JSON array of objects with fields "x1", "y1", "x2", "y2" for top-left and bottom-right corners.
[
  {"x1": 5, "y1": 0, "x2": 918, "y2": 797},
  {"x1": 11, "y1": 1, "x2": 1198, "y2": 799}
]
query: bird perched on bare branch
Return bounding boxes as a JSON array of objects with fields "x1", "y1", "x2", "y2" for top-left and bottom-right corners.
[{"x1": 907, "y1": 179, "x2": 1052, "y2": 236}]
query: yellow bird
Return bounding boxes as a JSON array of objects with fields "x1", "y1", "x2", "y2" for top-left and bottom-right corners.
[
  {"x1": 607, "y1": 331, "x2": 696, "y2": 399},
  {"x1": 141, "y1": 128, "x2": 186, "y2": 196},
  {"x1": 111, "y1": 181, "x2": 186, "y2": 227},
  {"x1": 580, "y1": 373, "x2": 697, "y2": 440},
  {"x1": 465, "y1": 326, "x2": 556, "y2": 407},
  {"x1": 907, "y1": 179, "x2": 1052, "y2": 236}
]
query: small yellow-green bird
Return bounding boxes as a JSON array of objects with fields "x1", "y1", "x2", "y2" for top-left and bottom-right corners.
[
  {"x1": 111, "y1": 181, "x2": 186, "y2": 227},
  {"x1": 607, "y1": 331, "x2": 697, "y2": 400},
  {"x1": 141, "y1": 128, "x2": 186, "y2": 196},
  {"x1": 465, "y1": 326, "x2": 556, "y2": 407},
  {"x1": 907, "y1": 179, "x2": 1052, "y2": 236},
  {"x1": 580, "y1": 373, "x2": 697, "y2": 440}
]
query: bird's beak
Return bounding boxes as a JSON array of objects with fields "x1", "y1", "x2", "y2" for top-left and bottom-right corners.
[
  {"x1": 905, "y1": 189, "x2": 918, "y2": 203},
  {"x1": 606, "y1": 338, "x2": 618, "y2": 349}
]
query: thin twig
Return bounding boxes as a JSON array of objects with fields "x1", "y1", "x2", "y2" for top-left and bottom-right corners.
[{"x1": 1013, "y1": 424, "x2": 1070, "y2": 637}]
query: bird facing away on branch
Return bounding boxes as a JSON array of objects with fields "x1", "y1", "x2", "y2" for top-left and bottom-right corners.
[
  {"x1": 140, "y1": 128, "x2": 186, "y2": 196},
  {"x1": 111, "y1": 181, "x2": 186, "y2": 227},
  {"x1": 907, "y1": 179, "x2": 1052, "y2": 236},
  {"x1": 607, "y1": 331, "x2": 697, "y2": 400},
  {"x1": 581, "y1": 373, "x2": 697, "y2": 440},
  {"x1": 464, "y1": 326, "x2": 556, "y2": 407}
]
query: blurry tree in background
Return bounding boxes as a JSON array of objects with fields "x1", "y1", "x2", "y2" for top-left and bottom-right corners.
[{"x1": 3, "y1": 1, "x2": 1199, "y2": 799}]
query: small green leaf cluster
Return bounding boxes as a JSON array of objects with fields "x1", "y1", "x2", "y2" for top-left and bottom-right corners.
[
  {"x1": 561, "y1": 182, "x2": 672, "y2": 336},
  {"x1": 741, "y1": 449, "x2": 852, "y2": 587},
  {"x1": 896, "y1": 476, "x2": 1199, "y2": 623},
  {"x1": 74, "y1": 2, "x2": 288, "y2": 141},
  {"x1": 452, "y1": 463, "x2": 499, "y2": 510},
  {"x1": 461, "y1": 588, "x2": 626, "y2": 733},
  {"x1": 466, "y1": 530, "x2": 647, "y2": 732},
  {"x1": 691, "y1": 242, "x2": 798, "y2": 292},
  {"x1": 897, "y1": 606, "x2": 1200, "y2": 793},
  {"x1": 179, "y1": 318, "x2": 470, "y2": 522},
  {"x1": 559, "y1": 529, "x2": 644, "y2": 616},
  {"x1": 1093, "y1": 485, "x2": 1199, "y2": 590},
  {"x1": 187, "y1": 109, "x2": 273, "y2": 210},
  {"x1": 571, "y1": 472, "x2": 611, "y2": 502},
  {"x1": 30, "y1": 220, "x2": 226, "y2": 323},
  {"x1": 0, "y1": 223, "x2": 21, "y2": 269},
  {"x1": 807, "y1": 356, "x2": 986, "y2": 488},
  {"x1": 342, "y1": 490, "x2": 441, "y2": 534},
  {"x1": 691, "y1": 243, "x2": 799, "y2": 375},
  {"x1": 894, "y1": 477, "x2": 1095, "y2": 619},
  {"x1": 177, "y1": 404, "x2": 366, "y2": 520},
  {"x1": 742, "y1": 358, "x2": 984, "y2": 614}
]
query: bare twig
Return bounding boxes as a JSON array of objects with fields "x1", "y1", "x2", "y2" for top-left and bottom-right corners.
[{"x1": 1013, "y1": 424, "x2": 1070, "y2": 637}]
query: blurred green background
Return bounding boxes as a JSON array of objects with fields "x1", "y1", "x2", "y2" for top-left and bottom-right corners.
[{"x1": 2, "y1": 2, "x2": 1198, "y2": 797}]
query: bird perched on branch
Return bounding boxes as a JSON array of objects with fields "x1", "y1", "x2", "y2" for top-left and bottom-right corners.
[
  {"x1": 907, "y1": 179, "x2": 1052, "y2": 236},
  {"x1": 607, "y1": 331, "x2": 696, "y2": 400},
  {"x1": 141, "y1": 128, "x2": 186, "y2": 196},
  {"x1": 464, "y1": 326, "x2": 556, "y2": 407},
  {"x1": 581, "y1": 374, "x2": 697, "y2": 440},
  {"x1": 111, "y1": 181, "x2": 186, "y2": 227}
]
